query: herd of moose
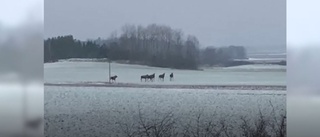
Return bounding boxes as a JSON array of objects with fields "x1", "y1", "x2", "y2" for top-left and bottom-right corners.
[
  {"x1": 140, "y1": 73, "x2": 174, "y2": 82},
  {"x1": 109, "y1": 73, "x2": 174, "y2": 82}
]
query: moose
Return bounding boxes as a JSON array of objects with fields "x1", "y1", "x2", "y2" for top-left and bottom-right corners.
[
  {"x1": 148, "y1": 73, "x2": 155, "y2": 82},
  {"x1": 140, "y1": 73, "x2": 173, "y2": 82},
  {"x1": 110, "y1": 75, "x2": 118, "y2": 82},
  {"x1": 141, "y1": 73, "x2": 155, "y2": 82},
  {"x1": 158, "y1": 73, "x2": 165, "y2": 81},
  {"x1": 170, "y1": 73, "x2": 174, "y2": 81},
  {"x1": 141, "y1": 74, "x2": 149, "y2": 82}
]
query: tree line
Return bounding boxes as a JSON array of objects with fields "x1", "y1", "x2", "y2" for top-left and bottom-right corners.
[{"x1": 44, "y1": 24, "x2": 247, "y2": 69}]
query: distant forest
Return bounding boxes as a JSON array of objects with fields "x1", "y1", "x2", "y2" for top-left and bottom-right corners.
[{"x1": 44, "y1": 24, "x2": 248, "y2": 69}]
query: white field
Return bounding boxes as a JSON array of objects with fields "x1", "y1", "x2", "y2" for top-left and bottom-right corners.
[
  {"x1": 45, "y1": 87, "x2": 285, "y2": 116},
  {"x1": 44, "y1": 60, "x2": 286, "y2": 85},
  {"x1": 44, "y1": 60, "x2": 286, "y2": 136},
  {"x1": 45, "y1": 86, "x2": 286, "y2": 137}
]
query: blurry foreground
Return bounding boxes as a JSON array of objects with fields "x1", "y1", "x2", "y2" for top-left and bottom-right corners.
[{"x1": 0, "y1": 0, "x2": 43, "y2": 136}]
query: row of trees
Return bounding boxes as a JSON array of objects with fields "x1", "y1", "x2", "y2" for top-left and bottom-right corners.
[
  {"x1": 44, "y1": 35, "x2": 107, "y2": 62},
  {"x1": 200, "y1": 45, "x2": 247, "y2": 66},
  {"x1": 44, "y1": 24, "x2": 247, "y2": 69},
  {"x1": 105, "y1": 24, "x2": 200, "y2": 69}
]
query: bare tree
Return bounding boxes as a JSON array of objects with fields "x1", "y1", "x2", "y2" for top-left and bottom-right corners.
[{"x1": 115, "y1": 102, "x2": 286, "y2": 137}]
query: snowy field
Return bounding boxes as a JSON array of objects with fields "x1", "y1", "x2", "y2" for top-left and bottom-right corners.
[
  {"x1": 44, "y1": 60, "x2": 286, "y2": 85},
  {"x1": 44, "y1": 59, "x2": 286, "y2": 136},
  {"x1": 45, "y1": 86, "x2": 286, "y2": 137}
]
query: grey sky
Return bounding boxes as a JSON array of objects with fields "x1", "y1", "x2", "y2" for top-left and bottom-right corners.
[
  {"x1": 45, "y1": 0, "x2": 285, "y2": 49},
  {"x1": 287, "y1": 0, "x2": 320, "y2": 47},
  {"x1": 0, "y1": 0, "x2": 43, "y2": 28}
]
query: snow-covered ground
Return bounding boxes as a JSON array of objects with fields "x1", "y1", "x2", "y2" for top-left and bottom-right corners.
[
  {"x1": 45, "y1": 86, "x2": 286, "y2": 137},
  {"x1": 44, "y1": 61, "x2": 286, "y2": 85},
  {"x1": 44, "y1": 60, "x2": 286, "y2": 136},
  {"x1": 45, "y1": 86, "x2": 285, "y2": 116}
]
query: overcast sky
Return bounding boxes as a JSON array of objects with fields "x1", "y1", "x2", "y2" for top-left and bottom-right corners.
[
  {"x1": 45, "y1": 0, "x2": 285, "y2": 49},
  {"x1": 287, "y1": 0, "x2": 320, "y2": 47},
  {"x1": 0, "y1": 0, "x2": 43, "y2": 28}
]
